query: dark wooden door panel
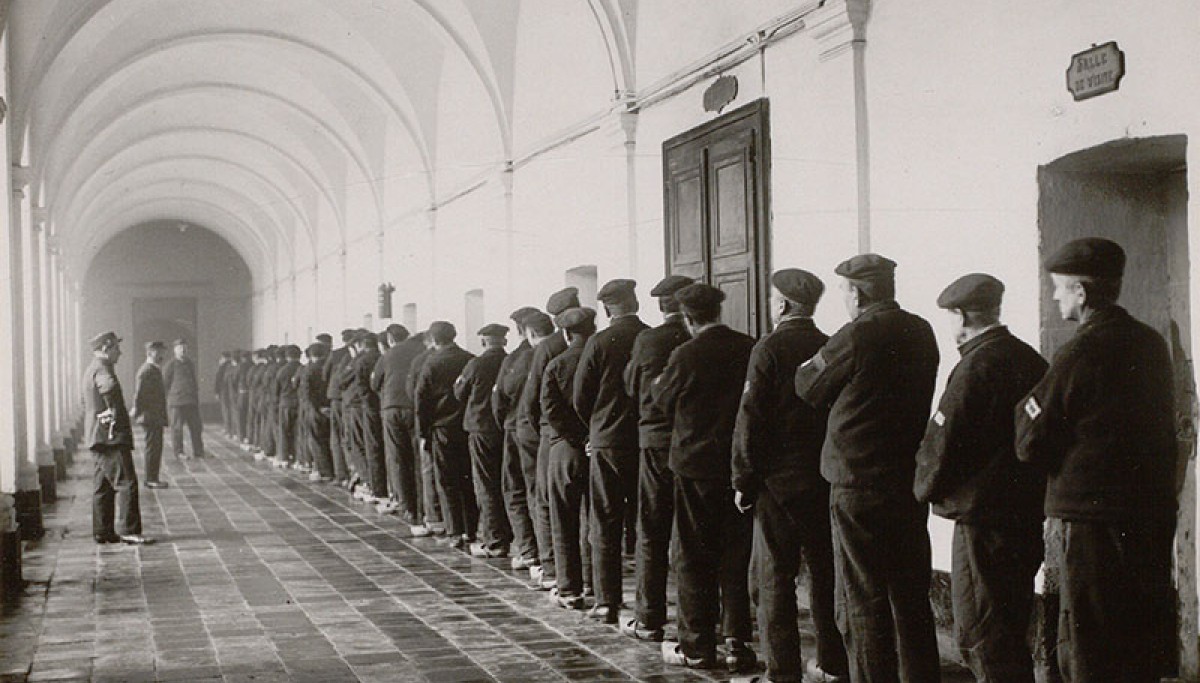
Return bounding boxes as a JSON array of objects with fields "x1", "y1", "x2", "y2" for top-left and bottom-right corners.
[{"x1": 713, "y1": 270, "x2": 751, "y2": 333}]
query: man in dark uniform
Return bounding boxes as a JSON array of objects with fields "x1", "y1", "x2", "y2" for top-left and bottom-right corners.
[
  {"x1": 325, "y1": 329, "x2": 356, "y2": 484},
  {"x1": 620, "y1": 274, "x2": 692, "y2": 642},
  {"x1": 795, "y1": 253, "x2": 941, "y2": 683},
  {"x1": 519, "y1": 287, "x2": 580, "y2": 589},
  {"x1": 275, "y1": 345, "x2": 304, "y2": 466},
  {"x1": 1015, "y1": 238, "x2": 1178, "y2": 683},
  {"x1": 300, "y1": 342, "x2": 334, "y2": 481},
  {"x1": 84, "y1": 332, "x2": 151, "y2": 545},
  {"x1": 351, "y1": 332, "x2": 386, "y2": 500},
  {"x1": 653, "y1": 284, "x2": 757, "y2": 672},
  {"x1": 235, "y1": 350, "x2": 253, "y2": 446},
  {"x1": 215, "y1": 351, "x2": 233, "y2": 436},
  {"x1": 131, "y1": 341, "x2": 169, "y2": 489},
  {"x1": 573, "y1": 279, "x2": 648, "y2": 623},
  {"x1": 372, "y1": 325, "x2": 423, "y2": 522},
  {"x1": 732, "y1": 269, "x2": 849, "y2": 683},
  {"x1": 455, "y1": 323, "x2": 512, "y2": 558},
  {"x1": 256, "y1": 346, "x2": 281, "y2": 462},
  {"x1": 243, "y1": 350, "x2": 263, "y2": 450},
  {"x1": 408, "y1": 332, "x2": 443, "y2": 535},
  {"x1": 415, "y1": 321, "x2": 476, "y2": 548},
  {"x1": 492, "y1": 307, "x2": 541, "y2": 570},
  {"x1": 338, "y1": 335, "x2": 366, "y2": 487},
  {"x1": 543, "y1": 307, "x2": 597, "y2": 610},
  {"x1": 163, "y1": 338, "x2": 205, "y2": 459},
  {"x1": 913, "y1": 274, "x2": 1047, "y2": 683}
]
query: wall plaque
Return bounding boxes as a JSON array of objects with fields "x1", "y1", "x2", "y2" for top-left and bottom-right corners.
[
  {"x1": 703, "y1": 75, "x2": 738, "y2": 114},
  {"x1": 1067, "y1": 42, "x2": 1125, "y2": 101}
]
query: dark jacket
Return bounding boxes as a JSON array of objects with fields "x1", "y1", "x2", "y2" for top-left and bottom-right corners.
[
  {"x1": 544, "y1": 337, "x2": 590, "y2": 448},
  {"x1": 324, "y1": 346, "x2": 351, "y2": 400},
  {"x1": 372, "y1": 338, "x2": 424, "y2": 410},
  {"x1": 259, "y1": 362, "x2": 281, "y2": 409},
  {"x1": 651, "y1": 324, "x2": 755, "y2": 480},
  {"x1": 573, "y1": 315, "x2": 648, "y2": 449},
  {"x1": 336, "y1": 353, "x2": 360, "y2": 405},
  {"x1": 1015, "y1": 306, "x2": 1177, "y2": 522},
  {"x1": 84, "y1": 357, "x2": 134, "y2": 450},
  {"x1": 492, "y1": 340, "x2": 533, "y2": 431},
  {"x1": 214, "y1": 359, "x2": 230, "y2": 398},
  {"x1": 517, "y1": 333, "x2": 568, "y2": 442},
  {"x1": 350, "y1": 348, "x2": 382, "y2": 409},
  {"x1": 234, "y1": 362, "x2": 251, "y2": 393},
  {"x1": 415, "y1": 345, "x2": 474, "y2": 440},
  {"x1": 625, "y1": 315, "x2": 690, "y2": 449},
  {"x1": 133, "y1": 361, "x2": 168, "y2": 428},
  {"x1": 732, "y1": 316, "x2": 829, "y2": 498},
  {"x1": 299, "y1": 361, "x2": 329, "y2": 414},
  {"x1": 276, "y1": 360, "x2": 302, "y2": 408},
  {"x1": 795, "y1": 301, "x2": 939, "y2": 491},
  {"x1": 163, "y1": 357, "x2": 200, "y2": 407},
  {"x1": 454, "y1": 346, "x2": 506, "y2": 434},
  {"x1": 914, "y1": 326, "x2": 1048, "y2": 524}
]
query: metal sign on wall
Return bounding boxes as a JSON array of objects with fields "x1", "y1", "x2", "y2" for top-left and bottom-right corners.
[{"x1": 1067, "y1": 42, "x2": 1125, "y2": 101}]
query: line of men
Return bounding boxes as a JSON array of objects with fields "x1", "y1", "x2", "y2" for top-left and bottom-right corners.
[{"x1": 213, "y1": 235, "x2": 1177, "y2": 683}]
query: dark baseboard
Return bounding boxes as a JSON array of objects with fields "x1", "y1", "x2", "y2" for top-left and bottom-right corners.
[
  {"x1": 0, "y1": 530, "x2": 20, "y2": 602},
  {"x1": 14, "y1": 490, "x2": 44, "y2": 541}
]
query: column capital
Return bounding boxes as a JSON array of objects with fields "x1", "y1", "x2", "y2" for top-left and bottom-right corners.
[{"x1": 810, "y1": 0, "x2": 870, "y2": 61}]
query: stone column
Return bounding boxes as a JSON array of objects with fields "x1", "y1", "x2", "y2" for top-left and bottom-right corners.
[
  {"x1": 618, "y1": 108, "x2": 639, "y2": 273},
  {"x1": 1, "y1": 182, "x2": 30, "y2": 594},
  {"x1": 25, "y1": 208, "x2": 55, "y2": 504},
  {"x1": 500, "y1": 166, "x2": 515, "y2": 309},
  {"x1": 10, "y1": 179, "x2": 41, "y2": 542}
]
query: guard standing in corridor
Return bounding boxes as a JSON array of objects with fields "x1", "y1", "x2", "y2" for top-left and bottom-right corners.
[
  {"x1": 492, "y1": 307, "x2": 541, "y2": 571},
  {"x1": 131, "y1": 341, "x2": 169, "y2": 489}
]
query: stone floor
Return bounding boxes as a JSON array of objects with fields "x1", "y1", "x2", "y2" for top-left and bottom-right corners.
[{"x1": 0, "y1": 428, "x2": 972, "y2": 682}]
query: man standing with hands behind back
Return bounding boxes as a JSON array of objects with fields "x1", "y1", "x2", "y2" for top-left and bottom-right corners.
[
  {"x1": 131, "y1": 341, "x2": 170, "y2": 489},
  {"x1": 163, "y1": 338, "x2": 205, "y2": 460}
]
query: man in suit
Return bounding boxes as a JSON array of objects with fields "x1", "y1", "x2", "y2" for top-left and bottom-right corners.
[
  {"x1": 163, "y1": 338, "x2": 204, "y2": 459},
  {"x1": 653, "y1": 284, "x2": 757, "y2": 673},
  {"x1": 795, "y1": 253, "x2": 942, "y2": 682},
  {"x1": 84, "y1": 332, "x2": 151, "y2": 545},
  {"x1": 131, "y1": 341, "x2": 170, "y2": 489},
  {"x1": 492, "y1": 307, "x2": 541, "y2": 570}
]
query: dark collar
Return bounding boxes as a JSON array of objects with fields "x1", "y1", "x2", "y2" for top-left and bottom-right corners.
[
  {"x1": 958, "y1": 325, "x2": 1009, "y2": 357},
  {"x1": 1079, "y1": 305, "x2": 1129, "y2": 332},
  {"x1": 775, "y1": 316, "x2": 816, "y2": 331},
  {"x1": 855, "y1": 300, "x2": 900, "y2": 321}
]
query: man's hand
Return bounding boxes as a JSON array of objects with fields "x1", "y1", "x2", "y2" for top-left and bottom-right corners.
[
  {"x1": 584, "y1": 441, "x2": 593, "y2": 458},
  {"x1": 733, "y1": 490, "x2": 754, "y2": 514}
]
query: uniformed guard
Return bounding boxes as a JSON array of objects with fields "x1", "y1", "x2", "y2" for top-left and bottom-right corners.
[
  {"x1": 543, "y1": 307, "x2": 597, "y2": 610},
  {"x1": 300, "y1": 342, "x2": 334, "y2": 481},
  {"x1": 652, "y1": 283, "x2": 757, "y2": 673},
  {"x1": 454, "y1": 323, "x2": 512, "y2": 558},
  {"x1": 275, "y1": 345, "x2": 304, "y2": 467},
  {"x1": 492, "y1": 307, "x2": 541, "y2": 571},
  {"x1": 620, "y1": 274, "x2": 693, "y2": 642},
  {"x1": 732, "y1": 269, "x2": 848, "y2": 683},
  {"x1": 408, "y1": 332, "x2": 444, "y2": 535},
  {"x1": 1015, "y1": 238, "x2": 1178, "y2": 683},
  {"x1": 573, "y1": 279, "x2": 648, "y2": 623},
  {"x1": 372, "y1": 324, "x2": 423, "y2": 522},
  {"x1": 325, "y1": 329, "x2": 357, "y2": 484},
  {"x1": 795, "y1": 253, "x2": 941, "y2": 683},
  {"x1": 351, "y1": 332, "x2": 386, "y2": 500},
  {"x1": 131, "y1": 341, "x2": 169, "y2": 489}
]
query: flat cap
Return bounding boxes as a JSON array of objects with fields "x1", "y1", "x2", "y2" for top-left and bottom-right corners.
[
  {"x1": 524, "y1": 311, "x2": 554, "y2": 335},
  {"x1": 510, "y1": 306, "x2": 540, "y2": 324},
  {"x1": 285, "y1": 344, "x2": 303, "y2": 357},
  {"x1": 355, "y1": 331, "x2": 378, "y2": 345},
  {"x1": 650, "y1": 274, "x2": 695, "y2": 297},
  {"x1": 596, "y1": 278, "x2": 636, "y2": 304},
  {"x1": 145, "y1": 340, "x2": 166, "y2": 352},
  {"x1": 340, "y1": 328, "x2": 357, "y2": 342},
  {"x1": 428, "y1": 320, "x2": 456, "y2": 340},
  {"x1": 835, "y1": 253, "x2": 897, "y2": 283},
  {"x1": 89, "y1": 331, "x2": 121, "y2": 351},
  {"x1": 478, "y1": 323, "x2": 510, "y2": 337},
  {"x1": 306, "y1": 342, "x2": 330, "y2": 358},
  {"x1": 675, "y1": 283, "x2": 726, "y2": 311},
  {"x1": 385, "y1": 323, "x2": 408, "y2": 339},
  {"x1": 546, "y1": 287, "x2": 580, "y2": 316},
  {"x1": 172, "y1": 338, "x2": 189, "y2": 347},
  {"x1": 1045, "y1": 238, "x2": 1125, "y2": 279},
  {"x1": 937, "y1": 273, "x2": 1005, "y2": 311},
  {"x1": 555, "y1": 307, "x2": 597, "y2": 332},
  {"x1": 771, "y1": 269, "x2": 824, "y2": 305},
  {"x1": 315, "y1": 333, "x2": 332, "y2": 345}
]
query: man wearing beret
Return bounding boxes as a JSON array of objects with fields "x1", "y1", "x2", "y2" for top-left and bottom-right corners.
[
  {"x1": 542, "y1": 307, "x2": 599, "y2": 609},
  {"x1": 652, "y1": 283, "x2": 757, "y2": 672},
  {"x1": 572, "y1": 278, "x2": 648, "y2": 623},
  {"x1": 84, "y1": 332, "x2": 150, "y2": 544},
  {"x1": 454, "y1": 323, "x2": 513, "y2": 558},
  {"x1": 620, "y1": 274, "x2": 693, "y2": 642},
  {"x1": 131, "y1": 341, "x2": 169, "y2": 489},
  {"x1": 914, "y1": 274, "x2": 1047, "y2": 682},
  {"x1": 408, "y1": 332, "x2": 444, "y2": 535},
  {"x1": 492, "y1": 307, "x2": 542, "y2": 570},
  {"x1": 732, "y1": 269, "x2": 848, "y2": 683},
  {"x1": 415, "y1": 321, "x2": 477, "y2": 548},
  {"x1": 372, "y1": 325, "x2": 424, "y2": 523},
  {"x1": 350, "y1": 332, "x2": 387, "y2": 500},
  {"x1": 518, "y1": 286, "x2": 580, "y2": 588},
  {"x1": 299, "y1": 342, "x2": 335, "y2": 481},
  {"x1": 337, "y1": 336, "x2": 367, "y2": 487},
  {"x1": 1015, "y1": 238, "x2": 1178, "y2": 682},
  {"x1": 324, "y1": 329, "x2": 357, "y2": 484},
  {"x1": 795, "y1": 253, "x2": 941, "y2": 682},
  {"x1": 274, "y1": 345, "x2": 304, "y2": 468},
  {"x1": 163, "y1": 338, "x2": 205, "y2": 460}
]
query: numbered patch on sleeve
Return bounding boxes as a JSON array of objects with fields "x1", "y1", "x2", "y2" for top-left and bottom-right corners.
[
  {"x1": 932, "y1": 410, "x2": 945, "y2": 426},
  {"x1": 1024, "y1": 397, "x2": 1042, "y2": 420}
]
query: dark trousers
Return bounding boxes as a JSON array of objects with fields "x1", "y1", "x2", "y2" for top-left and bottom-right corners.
[
  {"x1": 419, "y1": 433, "x2": 442, "y2": 525},
  {"x1": 278, "y1": 404, "x2": 298, "y2": 461},
  {"x1": 306, "y1": 411, "x2": 334, "y2": 478},
  {"x1": 502, "y1": 429, "x2": 537, "y2": 561},
  {"x1": 237, "y1": 392, "x2": 249, "y2": 440},
  {"x1": 755, "y1": 485, "x2": 848, "y2": 682},
  {"x1": 830, "y1": 486, "x2": 941, "y2": 683},
  {"x1": 169, "y1": 404, "x2": 204, "y2": 457},
  {"x1": 1059, "y1": 518, "x2": 1176, "y2": 683},
  {"x1": 635, "y1": 446, "x2": 674, "y2": 629},
  {"x1": 431, "y1": 427, "x2": 472, "y2": 537},
  {"x1": 673, "y1": 475, "x2": 753, "y2": 659},
  {"x1": 142, "y1": 424, "x2": 164, "y2": 483},
  {"x1": 533, "y1": 434, "x2": 556, "y2": 576},
  {"x1": 589, "y1": 447, "x2": 637, "y2": 607},
  {"x1": 261, "y1": 404, "x2": 277, "y2": 457},
  {"x1": 357, "y1": 406, "x2": 387, "y2": 497},
  {"x1": 469, "y1": 430, "x2": 511, "y2": 548},
  {"x1": 548, "y1": 439, "x2": 591, "y2": 597},
  {"x1": 383, "y1": 407, "x2": 420, "y2": 522},
  {"x1": 343, "y1": 403, "x2": 365, "y2": 481},
  {"x1": 93, "y1": 448, "x2": 141, "y2": 537},
  {"x1": 329, "y1": 401, "x2": 347, "y2": 480},
  {"x1": 247, "y1": 398, "x2": 259, "y2": 444}
]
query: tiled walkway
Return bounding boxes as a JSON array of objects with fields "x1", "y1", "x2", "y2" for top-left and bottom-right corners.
[{"x1": 1, "y1": 429, "x2": 969, "y2": 682}]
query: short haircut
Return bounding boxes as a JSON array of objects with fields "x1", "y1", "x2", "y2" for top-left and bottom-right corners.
[
  {"x1": 683, "y1": 303, "x2": 721, "y2": 325},
  {"x1": 1079, "y1": 276, "x2": 1122, "y2": 306},
  {"x1": 852, "y1": 278, "x2": 895, "y2": 305},
  {"x1": 430, "y1": 325, "x2": 456, "y2": 345},
  {"x1": 527, "y1": 315, "x2": 555, "y2": 337}
]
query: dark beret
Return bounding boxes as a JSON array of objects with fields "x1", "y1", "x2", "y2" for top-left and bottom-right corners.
[
  {"x1": 555, "y1": 307, "x2": 597, "y2": 332},
  {"x1": 89, "y1": 331, "x2": 121, "y2": 351},
  {"x1": 428, "y1": 321, "x2": 456, "y2": 340},
  {"x1": 266, "y1": 345, "x2": 279, "y2": 352},
  {"x1": 315, "y1": 333, "x2": 332, "y2": 345},
  {"x1": 306, "y1": 342, "x2": 330, "y2": 358},
  {"x1": 771, "y1": 269, "x2": 824, "y2": 305},
  {"x1": 172, "y1": 338, "x2": 188, "y2": 347},
  {"x1": 144, "y1": 340, "x2": 166, "y2": 352},
  {"x1": 510, "y1": 306, "x2": 540, "y2": 324},
  {"x1": 284, "y1": 345, "x2": 303, "y2": 358},
  {"x1": 478, "y1": 323, "x2": 510, "y2": 337},
  {"x1": 546, "y1": 287, "x2": 580, "y2": 316},
  {"x1": 340, "y1": 328, "x2": 357, "y2": 342},
  {"x1": 675, "y1": 283, "x2": 725, "y2": 311},
  {"x1": 937, "y1": 273, "x2": 1005, "y2": 311},
  {"x1": 835, "y1": 253, "x2": 897, "y2": 283},
  {"x1": 1044, "y1": 238, "x2": 1125, "y2": 279},
  {"x1": 386, "y1": 323, "x2": 408, "y2": 339},
  {"x1": 355, "y1": 331, "x2": 378, "y2": 345},
  {"x1": 650, "y1": 274, "x2": 695, "y2": 297},
  {"x1": 596, "y1": 278, "x2": 636, "y2": 304},
  {"x1": 524, "y1": 311, "x2": 555, "y2": 335}
]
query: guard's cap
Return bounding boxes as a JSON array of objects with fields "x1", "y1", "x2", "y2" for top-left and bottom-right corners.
[
  {"x1": 937, "y1": 273, "x2": 1005, "y2": 311},
  {"x1": 546, "y1": 287, "x2": 580, "y2": 316},
  {"x1": 650, "y1": 274, "x2": 695, "y2": 298},
  {"x1": 428, "y1": 320, "x2": 456, "y2": 341},
  {"x1": 835, "y1": 253, "x2": 897, "y2": 283},
  {"x1": 510, "y1": 306, "x2": 540, "y2": 324},
  {"x1": 1044, "y1": 238, "x2": 1126, "y2": 279},
  {"x1": 555, "y1": 307, "x2": 597, "y2": 332},
  {"x1": 145, "y1": 340, "x2": 166, "y2": 352},
  {"x1": 315, "y1": 333, "x2": 332, "y2": 345},
  {"x1": 90, "y1": 331, "x2": 121, "y2": 351},
  {"x1": 675, "y1": 283, "x2": 725, "y2": 311},
  {"x1": 306, "y1": 342, "x2": 330, "y2": 358},
  {"x1": 596, "y1": 279, "x2": 636, "y2": 304},
  {"x1": 173, "y1": 338, "x2": 188, "y2": 347},
  {"x1": 478, "y1": 323, "x2": 509, "y2": 338},
  {"x1": 385, "y1": 323, "x2": 408, "y2": 341},
  {"x1": 340, "y1": 328, "x2": 357, "y2": 343},
  {"x1": 771, "y1": 269, "x2": 824, "y2": 305}
]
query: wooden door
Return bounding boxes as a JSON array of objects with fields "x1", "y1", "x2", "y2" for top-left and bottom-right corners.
[{"x1": 663, "y1": 99, "x2": 771, "y2": 337}]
